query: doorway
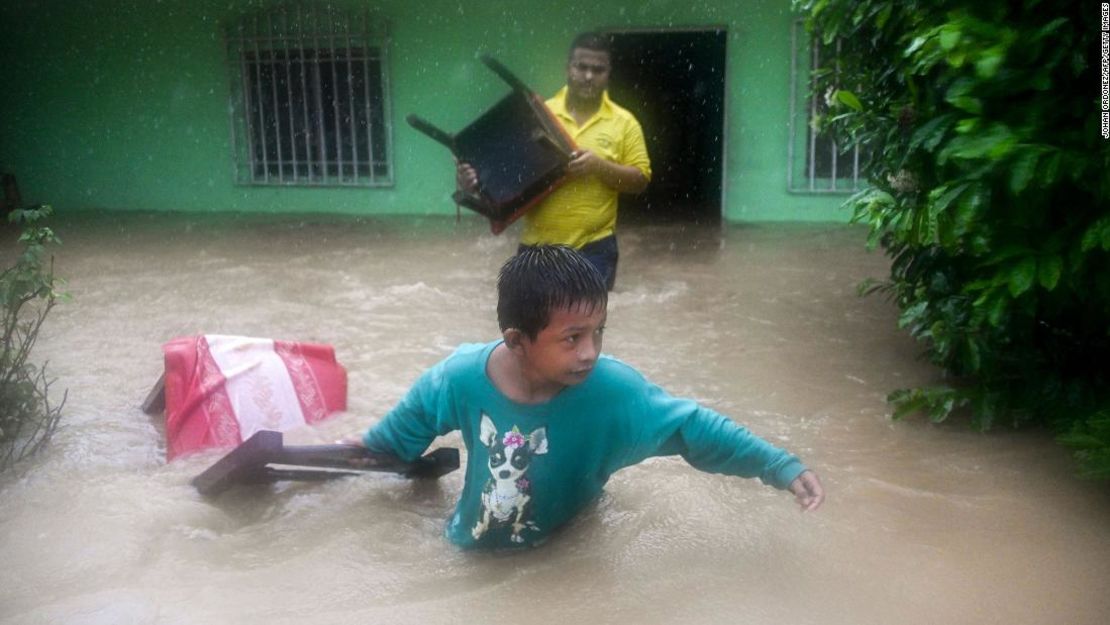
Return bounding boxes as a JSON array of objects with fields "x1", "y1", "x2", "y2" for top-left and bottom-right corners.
[{"x1": 606, "y1": 29, "x2": 728, "y2": 225}]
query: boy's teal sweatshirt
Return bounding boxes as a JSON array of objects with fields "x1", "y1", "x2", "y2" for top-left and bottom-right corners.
[{"x1": 365, "y1": 341, "x2": 807, "y2": 549}]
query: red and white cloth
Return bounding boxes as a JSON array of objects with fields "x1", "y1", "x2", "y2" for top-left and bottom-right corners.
[{"x1": 162, "y1": 335, "x2": 348, "y2": 460}]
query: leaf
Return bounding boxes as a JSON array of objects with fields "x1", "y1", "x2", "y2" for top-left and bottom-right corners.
[
  {"x1": 929, "y1": 183, "x2": 969, "y2": 214},
  {"x1": 943, "y1": 125, "x2": 1017, "y2": 161},
  {"x1": 974, "y1": 48, "x2": 1004, "y2": 78},
  {"x1": 875, "y1": 4, "x2": 892, "y2": 29},
  {"x1": 920, "y1": 206, "x2": 940, "y2": 245},
  {"x1": 856, "y1": 277, "x2": 886, "y2": 297},
  {"x1": 945, "y1": 78, "x2": 978, "y2": 112},
  {"x1": 928, "y1": 394, "x2": 957, "y2": 423},
  {"x1": 1033, "y1": 17, "x2": 1069, "y2": 41},
  {"x1": 905, "y1": 35, "x2": 929, "y2": 56},
  {"x1": 909, "y1": 114, "x2": 955, "y2": 152},
  {"x1": 1008, "y1": 257, "x2": 1037, "y2": 297},
  {"x1": 898, "y1": 301, "x2": 928, "y2": 329},
  {"x1": 891, "y1": 390, "x2": 927, "y2": 420},
  {"x1": 939, "y1": 27, "x2": 960, "y2": 51},
  {"x1": 964, "y1": 338, "x2": 982, "y2": 373},
  {"x1": 1009, "y1": 149, "x2": 1039, "y2": 194},
  {"x1": 955, "y1": 118, "x2": 978, "y2": 134},
  {"x1": 1081, "y1": 218, "x2": 1110, "y2": 252},
  {"x1": 835, "y1": 89, "x2": 863, "y2": 111},
  {"x1": 1042, "y1": 151, "x2": 1062, "y2": 185},
  {"x1": 948, "y1": 95, "x2": 982, "y2": 114},
  {"x1": 971, "y1": 393, "x2": 998, "y2": 431},
  {"x1": 1038, "y1": 255, "x2": 1062, "y2": 291}
]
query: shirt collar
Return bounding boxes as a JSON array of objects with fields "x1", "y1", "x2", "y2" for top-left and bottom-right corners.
[{"x1": 551, "y1": 86, "x2": 614, "y2": 124}]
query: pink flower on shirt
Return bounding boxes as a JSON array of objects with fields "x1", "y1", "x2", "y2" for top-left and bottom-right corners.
[{"x1": 503, "y1": 430, "x2": 526, "y2": 449}]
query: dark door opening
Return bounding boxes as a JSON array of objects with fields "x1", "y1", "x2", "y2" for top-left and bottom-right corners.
[{"x1": 607, "y1": 29, "x2": 727, "y2": 225}]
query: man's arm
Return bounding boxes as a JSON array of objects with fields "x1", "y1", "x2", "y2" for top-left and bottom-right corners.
[
  {"x1": 566, "y1": 150, "x2": 649, "y2": 193},
  {"x1": 458, "y1": 153, "x2": 647, "y2": 195}
]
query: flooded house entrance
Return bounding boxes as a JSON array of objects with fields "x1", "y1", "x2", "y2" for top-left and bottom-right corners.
[{"x1": 608, "y1": 29, "x2": 728, "y2": 225}]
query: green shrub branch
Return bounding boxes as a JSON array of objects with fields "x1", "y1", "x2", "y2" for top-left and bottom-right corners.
[{"x1": 1, "y1": 205, "x2": 67, "y2": 472}]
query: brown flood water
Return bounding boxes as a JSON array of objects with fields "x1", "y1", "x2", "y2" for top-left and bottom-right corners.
[{"x1": 1, "y1": 211, "x2": 1108, "y2": 625}]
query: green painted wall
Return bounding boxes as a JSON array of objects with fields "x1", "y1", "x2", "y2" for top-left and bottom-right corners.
[{"x1": 0, "y1": 0, "x2": 850, "y2": 223}]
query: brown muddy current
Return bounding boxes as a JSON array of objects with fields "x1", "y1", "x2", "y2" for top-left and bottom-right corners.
[{"x1": 1, "y1": 212, "x2": 1108, "y2": 625}]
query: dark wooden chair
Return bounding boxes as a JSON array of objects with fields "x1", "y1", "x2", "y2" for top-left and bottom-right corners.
[{"x1": 406, "y1": 54, "x2": 576, "y2": 234}]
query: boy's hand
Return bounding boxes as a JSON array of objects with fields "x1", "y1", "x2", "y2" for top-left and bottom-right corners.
[
  {"x1": 335, "y1": 434, "x2": 371, "y2": 467},
  {"x1": 788, "y1": 470, "x2": 825, "y2": 512}
]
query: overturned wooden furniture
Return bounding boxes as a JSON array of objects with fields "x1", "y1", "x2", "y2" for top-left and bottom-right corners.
[
  {"x1": 406, "y1": 54, "x2": 576, "y2": 234},
  {"x1": 192, "y1": 430, "x2": 460, "y2": 497},
  {"x1": 141, "y1": 372, "x2": 166, "y2": 416},
  {"x1": 147, "y1": 335, "x2": 348, "y2": 461}
]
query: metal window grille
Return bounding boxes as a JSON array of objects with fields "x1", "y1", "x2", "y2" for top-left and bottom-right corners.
[
  {"x1": 787, "y1": 19, "x2": 864, "y2": 193},
  {"x1": 226, "y1": 3, "x2": 393, "y2": 187}
]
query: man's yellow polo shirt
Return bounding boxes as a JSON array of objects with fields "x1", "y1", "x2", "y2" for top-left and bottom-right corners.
[{"x1": 520, "y1": 87, "x2": 652, "y2": 249}]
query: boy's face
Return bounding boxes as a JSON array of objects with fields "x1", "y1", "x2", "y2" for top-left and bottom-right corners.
[{"x1": 518, "y1": 302, "x2": 607, "y2": 389}]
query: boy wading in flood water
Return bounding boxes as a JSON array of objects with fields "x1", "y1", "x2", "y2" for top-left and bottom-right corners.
[{"x1": 346, "y1": 245, "x2": 824, "y2": 549}]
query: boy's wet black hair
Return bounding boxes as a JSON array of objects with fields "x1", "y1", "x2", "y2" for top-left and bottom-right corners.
[
  {"x1": 569, "y1": 31, "x2": 612, "y2": 59},
  {"x1": 497, "y1": 245, "x2": 608, "y2": 340}
]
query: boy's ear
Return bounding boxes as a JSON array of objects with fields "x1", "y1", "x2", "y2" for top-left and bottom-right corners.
[{"x1": 503, "y1": 328, "x2": 526, "y2": 353}]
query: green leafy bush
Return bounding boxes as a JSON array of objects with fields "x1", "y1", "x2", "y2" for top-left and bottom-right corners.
[
  {"x1": 795, "y1": 0, "x2": 1110, "y2": 477},
  {"x1": 1, "y1": 205, "x2": 66, "y2": 472}
]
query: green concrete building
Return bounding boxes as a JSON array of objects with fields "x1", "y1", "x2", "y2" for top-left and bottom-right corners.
[{"x1": 0, "y1": 0, "x2": 862, "y2": 225}]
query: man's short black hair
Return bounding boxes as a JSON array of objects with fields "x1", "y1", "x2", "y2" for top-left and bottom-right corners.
[
  {"x1": 569, "y1": 31, "x2": 612, "y2": 59},
  {"x1": 497, "y1": 245, "x2": 608, "y2": 339}
]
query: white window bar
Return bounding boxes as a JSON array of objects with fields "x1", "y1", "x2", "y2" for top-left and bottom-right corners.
[
  {"x1": 296, "y1": 4, "x2": 311, "y2": 183},
  {"x1": 311, "y1": 6, "x2": 328, "y2": 182},
  {"x1": 787, "y1": 19, "x2": 865, "y2": 194},
  {"x1": 808, "y1": 37, "x2": 819, "y2": 192},
  {"x1": 267, "y1": 11, "x2": 285, "y2": 183}
]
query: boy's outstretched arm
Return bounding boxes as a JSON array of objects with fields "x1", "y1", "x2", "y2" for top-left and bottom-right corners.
[
  {"x1": 622, "y1": 378, "x2": 826, "y2": 511},
  {"x1": 341, "y1": 361, "x2": 459, "y2": 463},
  {"x1": 788, "y1": 470, "x2": 825, "y2": 512}
]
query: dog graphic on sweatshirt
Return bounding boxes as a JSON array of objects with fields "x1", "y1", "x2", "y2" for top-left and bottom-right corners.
[{"x1": 471, "y1": 414, "x2": 548, "y2": 543}]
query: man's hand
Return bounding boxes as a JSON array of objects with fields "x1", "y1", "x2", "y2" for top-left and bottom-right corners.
[
  {"x1": 566, "y1": 149, "x2": 649, "y2": 193},
  {"x1": 455, "y1": 159, "x2": 479, "y2": 194},
  {"x1": 788, "y1": 470, "x2": 825, "y2": 512},
  {"x1": 566, "y1": 149, "x2": 604, "y2": 178}
]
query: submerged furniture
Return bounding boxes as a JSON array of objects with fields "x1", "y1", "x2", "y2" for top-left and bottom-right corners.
[
  {"x1": 150, "y1": 335, "x2": 348, "y2": 461},
  {"x1": 192, "y1": 429, "x2": 461, "y2": 497},
  {"x1": 406, "y1": 54, "x2": 576, "y2": 234}
]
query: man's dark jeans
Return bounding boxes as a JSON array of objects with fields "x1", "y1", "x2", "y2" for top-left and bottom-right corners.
[{"x1": 517, "y1": 234, "x2": 618, "y2": 291}]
